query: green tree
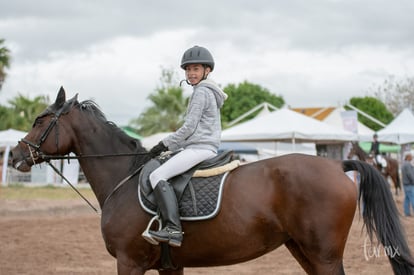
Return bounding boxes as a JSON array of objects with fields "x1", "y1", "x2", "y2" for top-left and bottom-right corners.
[
  {"x1": 0, "y1": 39, "x2": 11, "y2": 90},
  {"x1": 5, "y1": 94, "x2": 49, "y2": 131},
  {"x1": 130, "y1": 68, "x2": 187, "y2": 136},
  {"x1": 369, "y1": 75, "x2": 414, "y2": 115},
  {"x1": 0, "y1": 105, "x2": 14, "y2": 130},
  {"x1": 221, "y1": 81, "x2": 284, "y2": 127},
  {"x1": 347, "y1": 96, "x2": 394, "y2": 131}
]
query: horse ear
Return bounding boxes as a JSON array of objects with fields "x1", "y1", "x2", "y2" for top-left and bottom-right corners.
[
  {"x1": 69, "y1": 93, "x2": 78, "y2": 103},
  {"x1": 55, "y1": 86, "x2": 66, "y2": 108},
  {"x1": 57, "y1": 93, "x2": 79, "y2": 115},
  {"x1": 68, "y1": 93, "x2": 79, "y2": 108}
]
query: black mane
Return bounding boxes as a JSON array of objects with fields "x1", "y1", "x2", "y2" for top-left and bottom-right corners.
[{"x1": 77, "y1": 100, "x2": 147, "y2": 154}]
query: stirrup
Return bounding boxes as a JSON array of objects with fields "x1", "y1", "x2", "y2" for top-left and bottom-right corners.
[
  {"x1": 150, "y1": 228, "x2": 183, "y2": 247},
  {"x1": 141, "y1": 215, "x2": 162, "y2": 245}
]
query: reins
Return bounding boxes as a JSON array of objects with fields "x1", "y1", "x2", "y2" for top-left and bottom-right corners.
[
  {"x1": 43, "y1": 152, "x2": 147, "y2": 215},
  {"x1": 40, "y1": 152, "x2": 148, "y2": 161},
  {"x1": 46, "y1": 160, "x2": 101, "y2": 214},
  {"x1": 39, "y1": 153, "x2": 148, "y2": 216}
]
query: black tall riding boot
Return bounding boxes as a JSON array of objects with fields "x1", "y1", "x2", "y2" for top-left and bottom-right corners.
[{"x1": 149, "y1": 180, "x2": 183, "y2": 247}]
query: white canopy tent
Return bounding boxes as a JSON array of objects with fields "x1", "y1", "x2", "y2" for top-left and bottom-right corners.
[
  {"x1": 377, "y1": 108, "x2": 414, "y2": 145},
  {"x1": 322, "y1": 107, "x2": 375, "y2": 141},
  {"x1": 0, "y1": 129, "x2": 27, "y2": 184},
  {"x1": 221, "y1": 108, "x2": 358, "y2": 144},
  {"x1": 0, "y1": 129, "x2": 80, "y2": 185},
  {"x1": 0, "y1": 129, "x2": 27, "y2": 148}
]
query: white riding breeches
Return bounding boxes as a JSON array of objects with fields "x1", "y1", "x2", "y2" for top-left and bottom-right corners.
[
  {"x1": 376, "y1": 155, "x2": 387, "y2": 168},
  {"x1": 149, "y1": 148, "x2": 216, "y2": 189}
]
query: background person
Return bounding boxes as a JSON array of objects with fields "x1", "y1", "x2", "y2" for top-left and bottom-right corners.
[
  {"x1": 370, "y1": 133, "x2": 387, "y2": 171},
  {"x1": 401, "y1": 153, "x2": 414, "y2": 217}
]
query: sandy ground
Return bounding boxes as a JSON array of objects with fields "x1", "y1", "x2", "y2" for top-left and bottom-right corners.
[{"x1": 0, "y1": 195, "x2": 413, "y2": 275}]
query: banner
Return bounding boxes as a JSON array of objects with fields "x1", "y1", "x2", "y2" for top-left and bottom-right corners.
[{"x1": 341, "y1": 110, "x2": 358, "y2": 134}]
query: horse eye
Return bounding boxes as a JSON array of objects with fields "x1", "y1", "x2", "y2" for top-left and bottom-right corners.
[{"x1": 33, "y1": 118, "x2": 43, "y2": 128}]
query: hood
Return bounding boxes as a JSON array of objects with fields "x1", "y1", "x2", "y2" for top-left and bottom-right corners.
[{"x1": 197, "y1": 79, "x2": 228, "y2": 108}]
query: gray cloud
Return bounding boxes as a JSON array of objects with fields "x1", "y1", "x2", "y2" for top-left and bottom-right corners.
[{"x1": 1, "y1": 0, "x2": 414, "y2": 124}]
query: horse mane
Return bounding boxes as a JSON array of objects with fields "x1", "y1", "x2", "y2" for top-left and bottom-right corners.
[
  {"x1": 78, "y1": 100, "x2": 107, "y2": 123},
  {"x1": 77, "y1": 100, "x2": 147, "y2": 155}
]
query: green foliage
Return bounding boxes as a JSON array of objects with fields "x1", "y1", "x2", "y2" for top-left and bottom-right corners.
[
  {"x1": 0, "y1": 38, "x2": 11, "y2": 90},
  {"x1": 348, "y1": 96, "x2": 394, "y2": 131},
  {"x1": 0, "y1": 94, "x2": 49, "y2": 131},
  {"x1": 221, "y1": 81, "x2": 284, "y2": 126},
  {"x1": 130, "y1": 68, "x2": 187, "y2": 136}
]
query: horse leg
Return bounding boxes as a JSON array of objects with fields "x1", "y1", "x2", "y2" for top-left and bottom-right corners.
[
  {"x1": 158, "y1": 267, "x2": 184, "y2": 275},
  {"x1": 284, "y1": 239, "x2": 313, "y2": 273},
  {"x1": 117, "y1": 262, "x2": 145, "y2": 275},
  {"x1": 284, "y1": 239, "x2": 345, "y2": 275},
  {"x1": 391, "y1": 173, "x2": 399, "y2": 196}
]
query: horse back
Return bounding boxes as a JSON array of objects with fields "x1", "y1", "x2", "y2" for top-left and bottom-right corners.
[{"x1": 226, "y1": 154, "x2": 357, "y2": 225}]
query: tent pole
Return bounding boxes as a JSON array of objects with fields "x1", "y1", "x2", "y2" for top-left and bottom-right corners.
[
  {"x1": 292, "y1": 133, "x2": 296, "y2": 152},
  {"x1": 2, "y1": 145, "x2": 10, "y2": 185}
]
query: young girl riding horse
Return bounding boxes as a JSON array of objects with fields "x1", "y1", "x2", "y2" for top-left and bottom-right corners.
[{"x1": 144, "y1": 46, "x2": 228, "y2": 247}]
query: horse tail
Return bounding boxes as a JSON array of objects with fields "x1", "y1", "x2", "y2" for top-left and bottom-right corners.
[{"x1": 342, "y1": 160, "x2": 414, "y2": 274}]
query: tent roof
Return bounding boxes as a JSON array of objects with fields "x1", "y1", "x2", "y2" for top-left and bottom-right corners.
[
  {"x1": 221, "y1": 108, "x2": 357, "y2": 143},
  {"x1": 122, "y1": 128, "x2": 142, "y2": 140},
  {"x1": 377, "y1": 108, "x2": 414, "y2": 144},
  {"x1": 0, "y1": 129, "x2": 27, "y2": 147},
  {"x1": 322, "y1": 107, "x2": 374, "y2": 141},
  {"x1": 292, "y1": 107, "x2": 374, "y2": 141}
]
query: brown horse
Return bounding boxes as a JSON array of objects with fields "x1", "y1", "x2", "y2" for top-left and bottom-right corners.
[
  {"x1": 347, "y1": 141, "x2": 401, "y2": 195},
  {"x1": 10, "y1": 88, "x2": 414, "y2": 274}
]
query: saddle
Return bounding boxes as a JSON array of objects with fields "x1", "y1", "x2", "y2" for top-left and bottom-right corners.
[{"x1": 138, "y1": 150, "x2": 238, "y2": 221}]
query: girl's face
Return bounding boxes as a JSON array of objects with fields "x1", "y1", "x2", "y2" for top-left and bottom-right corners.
[{"x1": 185, "y1": 64, "x2": 211, "y2": 85}]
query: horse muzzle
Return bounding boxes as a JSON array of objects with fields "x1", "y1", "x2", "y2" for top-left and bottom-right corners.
[{"x1": 10, "y1": 146, "x2": 39, "y2": 172}]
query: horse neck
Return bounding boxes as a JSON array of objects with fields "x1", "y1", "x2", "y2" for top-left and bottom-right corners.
[
  {"x1": 358, "y1": 151, "x2": 367, "y2": 161},
  {"x1": 354, "y1": 146, "x2": 367, "y2": 161},
  {"x1": 71, "y1": 119, "x2": 143, "y2": 207}
]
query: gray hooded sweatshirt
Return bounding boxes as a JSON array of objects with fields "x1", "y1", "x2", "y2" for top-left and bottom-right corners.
[{"x1": 162, "y1": 79, "x2": 227, "y2": 153}]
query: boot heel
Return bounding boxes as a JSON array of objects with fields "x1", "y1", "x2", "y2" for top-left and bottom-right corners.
[{"x1": 169, "y1": 239, "x2": 182, "y2": 247}]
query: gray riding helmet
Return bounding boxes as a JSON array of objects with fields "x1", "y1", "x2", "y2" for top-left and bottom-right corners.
[{"x1": 180, "y1": 46, "x2": 215, "y2": 71}]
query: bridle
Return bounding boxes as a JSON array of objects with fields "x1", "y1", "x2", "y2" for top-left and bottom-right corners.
[
  {"x1": 20, "y1": 115, "x2": 60, "y2": 165},
  {"x1": 17, "y1": 101, "x2": 149, "y2": 215}
]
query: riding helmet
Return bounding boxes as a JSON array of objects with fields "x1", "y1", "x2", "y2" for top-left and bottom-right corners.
[{"x1": 180, "y1": 46, "x2": 215, "y2": 71}]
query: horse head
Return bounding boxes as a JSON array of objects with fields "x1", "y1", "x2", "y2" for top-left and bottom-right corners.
[
  {"x1": 11, "y1": 87, "x2": 78, "y2": 172},
  {"x1": 347, "y1": 141, "x2": 358, "y2": 160}
]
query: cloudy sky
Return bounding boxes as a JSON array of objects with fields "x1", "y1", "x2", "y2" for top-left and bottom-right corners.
[{"x1": 1, "y1": 0, "x2": 414, "y2": 125}]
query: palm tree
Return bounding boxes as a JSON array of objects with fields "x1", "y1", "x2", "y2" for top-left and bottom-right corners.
[
  {"x1": 7, "y1": 94, "x2": 49, "y2": 131},
  {"x1": 0, "y1": 39, "x2": 11, "y2": 90},
  {"x1": 130, "y1": 68, "x2": 187, "y2": 136}
]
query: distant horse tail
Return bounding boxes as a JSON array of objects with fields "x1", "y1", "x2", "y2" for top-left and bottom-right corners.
[{"x1": 342, "y1": 160, "x2": 414, "y2": 274}]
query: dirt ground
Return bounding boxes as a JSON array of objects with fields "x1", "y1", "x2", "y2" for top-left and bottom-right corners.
[{"x1": 0, "y1": 195, "x2": 413, "y2": 275}]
